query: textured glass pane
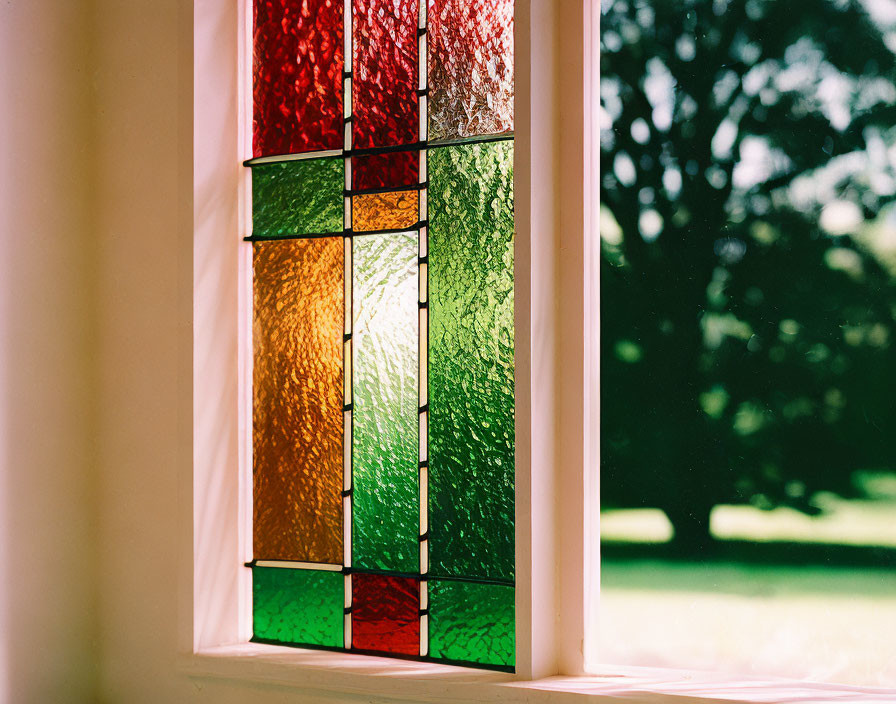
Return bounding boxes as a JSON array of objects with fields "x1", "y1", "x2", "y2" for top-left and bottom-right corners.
[
  {"x1": 253, "y1": 0, "x2": 344, "y2": 157},
  {"x1": 253, "y1": 238, "x2": 344, "y2": 563},
  {"x1": 253, "y1": 567, "x2": 344, "y2": 646},
  {"x1": 252, "y1": 158, "x2": 343, "y2": 237},
  {"x1": 352, "y1": 234, "x2": 418, "y2": 571},
  {"x1": 429, "y1": 141, "x2": 514, "y2": 580},
  {"x1": 353, "y1": 0, "x2": 419, "y2": 148},
  {"x1": 428, "y1": 0, "x2": 514, "y2": 140},
  {"x1": 353, "y1": 151, "x2": 419, "y2": 191},
  {"x1": 353, "y1": 191, "x2": 419, "y2": 232},
  {"x1": 428, "y1": 579, "x2": 514, "y2": 667},
  {"x1": 351, "y1": 574, "x2": 419, "y2": 655}
]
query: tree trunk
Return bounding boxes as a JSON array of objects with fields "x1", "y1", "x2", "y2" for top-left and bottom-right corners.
[{"x1": 665, "y1": 503, "x2": 716, "y2": 555}]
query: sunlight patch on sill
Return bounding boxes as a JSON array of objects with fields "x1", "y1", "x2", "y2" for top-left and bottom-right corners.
[{"x1": 180, "y1": 644, "x2": 896, "y2": 702}]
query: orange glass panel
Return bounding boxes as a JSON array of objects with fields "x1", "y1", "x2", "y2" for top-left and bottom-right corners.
[
  {"x1": 352, "y1": 191, "x2": 419, "y2": 232},
  {"x1": 253, "y1": 238, "x2": 344, "y2": 563}
]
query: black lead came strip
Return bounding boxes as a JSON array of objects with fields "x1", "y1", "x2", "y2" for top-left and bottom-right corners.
[
  {"x1": 244, "y1": 221, "x2": 428, "y2": 243},
  {"x1": 242, "y1": 133, "x2": 514, "y2": 167},
  {"x1": 344, "y1": 566, "x2": 422, "y2": 580},
  {"x1": 345, "y1": 181, "x2": 427, "y2": 197},
  {"x1": 243, "y1": 561, "x2": 515, "y2": 588}
]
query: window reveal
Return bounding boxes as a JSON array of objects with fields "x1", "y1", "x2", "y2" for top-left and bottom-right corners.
[{"x1": 246, "y1": 0, "x2": 515, "y2": 670}]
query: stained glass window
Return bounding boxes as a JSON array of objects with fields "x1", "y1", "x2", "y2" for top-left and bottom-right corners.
[{"x1": 246, "y1": 0, "x2": 514, "y2": 670}]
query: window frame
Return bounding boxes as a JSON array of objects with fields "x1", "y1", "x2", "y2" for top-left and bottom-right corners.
[
  {"x1": 184, "y1": 2, "x2": 896, "y2": 700},
  {"x1": 186, "y1": 0, "x2": 593, "y2": 693}
]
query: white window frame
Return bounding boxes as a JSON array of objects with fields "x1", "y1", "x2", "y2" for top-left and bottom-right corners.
[{"x1": 184, "y1": 0, "x2": 596, "y2": 698}]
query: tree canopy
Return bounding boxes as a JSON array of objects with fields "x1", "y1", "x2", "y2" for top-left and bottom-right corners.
[{"x1": 600, "y1": 0, "x2": 896, "y2": 543}]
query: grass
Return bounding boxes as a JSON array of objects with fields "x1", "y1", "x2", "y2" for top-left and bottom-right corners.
[{"x1": 597, "y1": 497, "x2": 896, "y2": 687}]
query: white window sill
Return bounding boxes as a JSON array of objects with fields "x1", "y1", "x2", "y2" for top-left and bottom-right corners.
[{"x1": 179, "y1": 644, "x2": 895, "y2": 703}]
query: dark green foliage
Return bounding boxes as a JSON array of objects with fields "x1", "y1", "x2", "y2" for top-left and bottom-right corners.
[{"x1": 600, "y1": 0, "x2": 896, "y2": 543}]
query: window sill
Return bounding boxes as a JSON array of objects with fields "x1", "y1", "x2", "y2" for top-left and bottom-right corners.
[{"x1": 179, "y1": 645, "x2": 895, "y2": 703}]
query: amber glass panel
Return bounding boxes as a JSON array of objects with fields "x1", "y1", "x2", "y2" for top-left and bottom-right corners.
[
  {"x1": 352, "y1": 191, "x2": 419, "y2": 232},
  {"x1": 253, "y1": 238, "x2": 344, "y2": 563}
]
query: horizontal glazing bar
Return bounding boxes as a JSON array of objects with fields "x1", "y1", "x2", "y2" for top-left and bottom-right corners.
[
  {"x1": 245, "y1": 223, "x2": 426, "y2": 243},
  {"x1": 248, "y1": 560, "x2": 343, "y2": 571},
  {"x1": 245, "y1": 232, "x2": 347, "y2": 242},
  {"x1": 346, "y1": 182, "x2": 426, "y2": 197},
  {"x1": 243, "y1": 133, "x2": 514, "y2": 168},
  {"x1": 427, "y1": 133, "x2": 514, "y2": 150},
  {"x1": 247, "y1": 560, "x2": 514, "y2": 586},
  {"x1": 245, "y1": 149, "x2": 343, "y2": 167},
  {"x1": 353, "y1": 222, "x2": 427, "y2": 237}
]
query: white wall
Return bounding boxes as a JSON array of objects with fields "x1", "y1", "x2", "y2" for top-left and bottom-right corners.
[{"x1": 0, "y1": 2, "x2": 99, "y2": 702}]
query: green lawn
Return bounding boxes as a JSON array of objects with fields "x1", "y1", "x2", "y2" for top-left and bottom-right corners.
[
  {"x1": 598, "y1": 498, "x2": 896, "y2": 687},
  {"x1": 601, "y1": 495, "x2": 896, "y2": 548}
]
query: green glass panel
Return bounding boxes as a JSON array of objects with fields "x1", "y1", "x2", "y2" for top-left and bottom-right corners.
[
  {"x1": 352, "y1": 233, "x2": 419, "y2": 571},
  {"x1": 428, "y1": 579, "x2": 515, "y2": 668},
  {"x1": 251, "y1": 158, "x2": 343, "y2": 237},
  {"x1": 252, "y1": 567, "x2": 343, "y2": 647},
  {"x1": 428, "y1": 141, "x2": 515, "y2": 580}
]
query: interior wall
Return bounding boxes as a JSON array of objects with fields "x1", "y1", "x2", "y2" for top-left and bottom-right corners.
[{"x1": 0, "y1": 2, "x2": 99, "y2": 702}]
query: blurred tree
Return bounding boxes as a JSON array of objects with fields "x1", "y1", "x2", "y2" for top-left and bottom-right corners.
[{"x1": 600, "y1": 0, "x2": 896, "y2": 547}]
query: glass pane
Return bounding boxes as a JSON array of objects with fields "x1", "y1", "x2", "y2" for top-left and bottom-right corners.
[
  {"x1": 599, "y1": 0, "x2": 896, "y2": 687},
  {"x1": 352, "y1": 233, "x2": 419, "y2": 572},
  {"x1": 352, "y1": 0, "x2": 419, "y2": 148},
  {"x1": 252, "y1": 158, "x2": 344, "y2": 237},
  {"x1": 428, "y1": 579, "x2": 514, "y2": 667},
  {"x1": 351, "y1": 573, "x2": 419, "y2": 655},
  {"x1": 428, "y1": 0, "x2": 514, "y2": 140},
  {"x1": 428, "y1": 141, "x2": 514, "y2": 580},
  {"x1": 353, "y1": 151, "x2": 419, "y2": 191},
  {"x1": 253, "y1": 238, "x2": 344, "y2": 563},
  {"x1": 352, "y1": 191, "x2": 419, "y2": 232},
  {"x1": 253, "y1": 0, "x2": 344, "y2": 157},
  {"x1": 253, "y1": 566, "x2": 344, "y2": 647}
]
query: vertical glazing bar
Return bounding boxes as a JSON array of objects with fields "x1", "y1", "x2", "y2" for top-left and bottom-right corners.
[
  {"x1": 343, "y1": 0, "x2": 354, "y2": 649},
  {"x1": 417, "y1": 0, "x2": 429, "y2": 659}
]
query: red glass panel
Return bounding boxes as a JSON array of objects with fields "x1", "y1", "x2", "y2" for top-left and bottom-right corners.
[
  {"x1": 253, "y1": 0, "x2": 344, "y2": 157},
  {"x1": 428, "y1": 0, "x2": 514, "y2": 140},
  {"x1": 352, "y1": 151, "x2": 420, "y2": 191},
  {"x1": 353, "y1": 0, "x2": 419, "y2": 149},
  {"x1": 351, "y1": 574, "x2": 419, "y2": 655}
]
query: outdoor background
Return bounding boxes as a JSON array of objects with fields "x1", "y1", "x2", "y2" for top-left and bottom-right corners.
[{"x1": 599, "y1": 0, "x2": 896, "y2": 686}]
